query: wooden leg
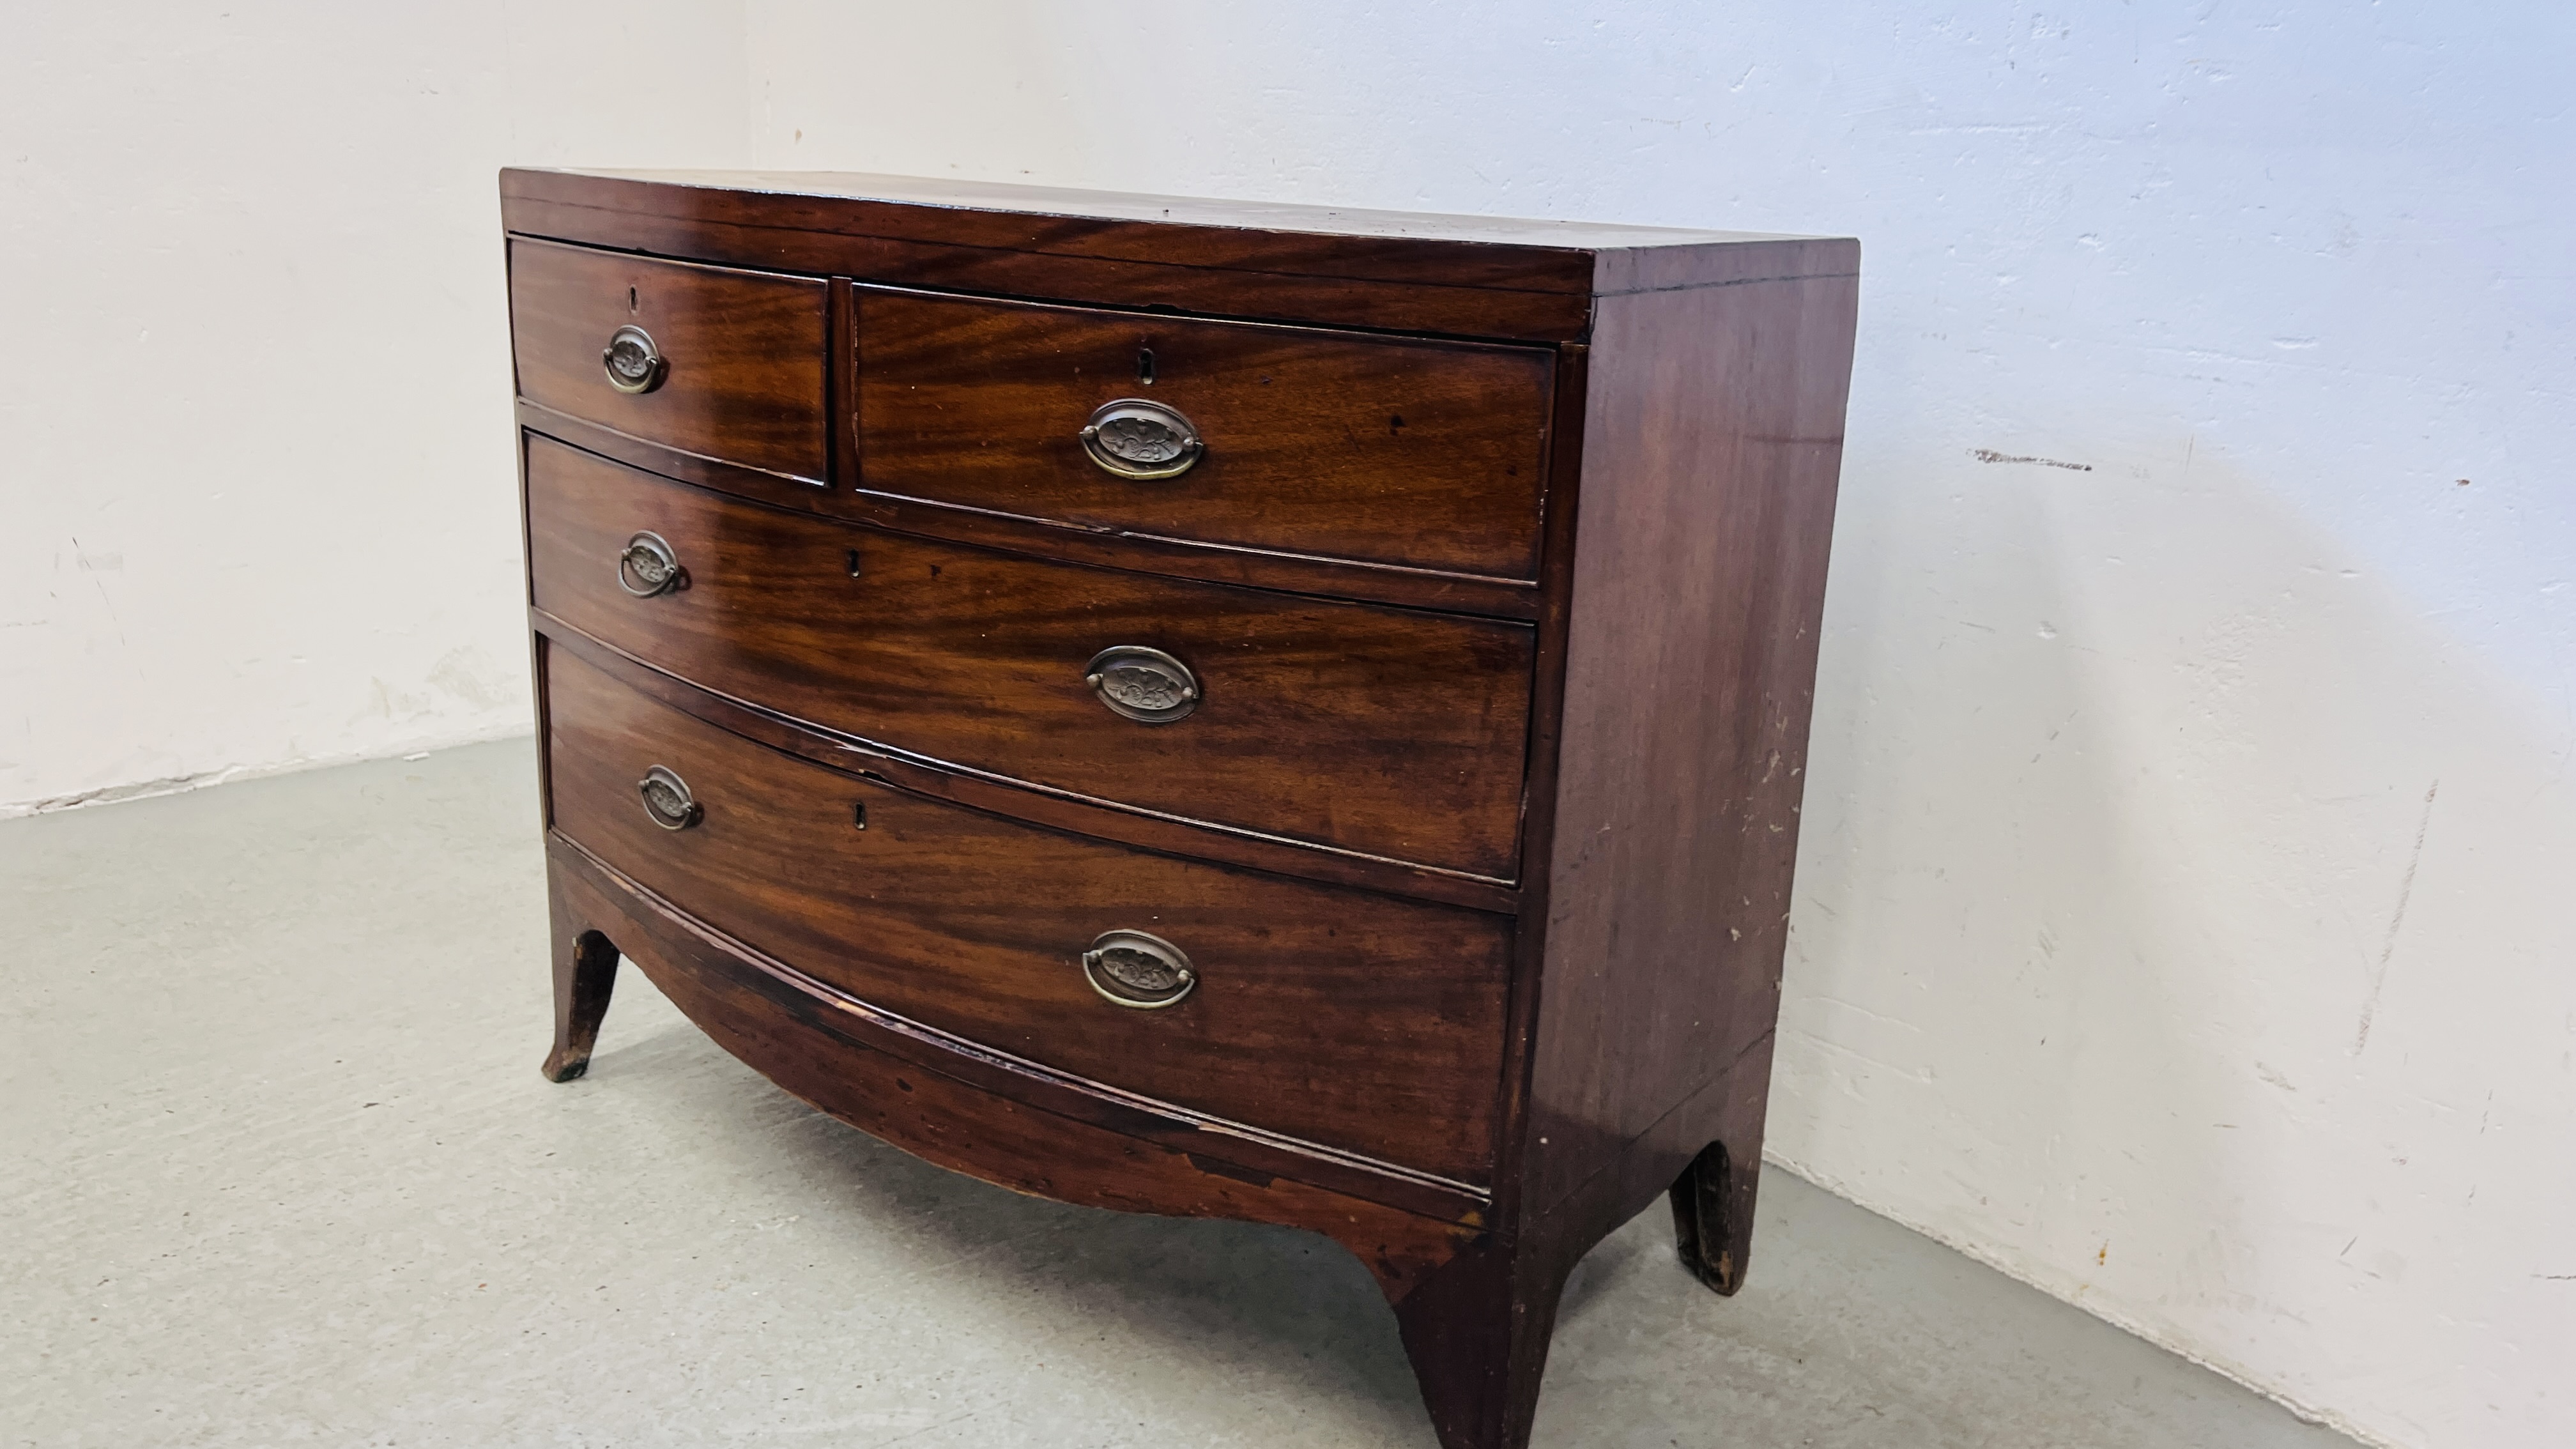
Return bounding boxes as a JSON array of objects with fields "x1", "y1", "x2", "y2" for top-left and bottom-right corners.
[
  {"x1": 1669, "y1": 1031, "x2": 1778, "y2": 1296},
  {"x1": 1368, "y1": 1238, "x2": 1568, "y2": 1449},
  {"x1": 542, "y1": 877, "x2": 621, "y2": 1083},
  {"x1": 1669, "y1": 1137, "x2": 1759, "y2": 1295}
]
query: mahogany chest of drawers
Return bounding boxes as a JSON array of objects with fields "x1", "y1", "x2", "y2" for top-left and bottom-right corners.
[{"x1": 507, "y1": 168, "x2": 1857, "y2": 1449}]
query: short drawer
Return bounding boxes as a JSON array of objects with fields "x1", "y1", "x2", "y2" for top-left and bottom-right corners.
[
  {"x1": 527, "y1": 436, "x2": 1534, "y2": 879},
  {"x1": 855, "y1": 288, "x2": 1555, "y2": 579},
  {"x1": 544, "y1": 646, "x2": 1510, "y2": 1183},
  {"x1": 510, "y1": 238, "x2": 828, "y2": 481}
]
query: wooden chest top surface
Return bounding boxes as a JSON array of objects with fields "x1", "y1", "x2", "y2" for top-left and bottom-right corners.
[{"x1": 502, "y1": 166, "x2": 1857, "y2": 342}]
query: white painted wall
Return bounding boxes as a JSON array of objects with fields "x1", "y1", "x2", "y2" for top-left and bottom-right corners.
[
  {"x1": 11, "y1": 3, "x2": 2571, "y2": 1446},
  {"x1": 736, "y1": 6, "x2": 2571, "y2": 1448},
  {"x1": 0, "y1": 1, "x2": 749, "y2": 812}
]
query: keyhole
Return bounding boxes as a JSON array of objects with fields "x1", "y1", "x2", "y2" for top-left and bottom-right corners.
[
  {"x1": 845, "y1": 548, "x2": 862, "y2": 578},
  {"x1": 852, "y1": 802, "x2": 868, "y2": 831},
  {"x1": 1137, "y1": 348, "x2": 1156, "y2": 386},
  {"x1": 628, "y1": 286, "x2": 638, "y2": 312}
]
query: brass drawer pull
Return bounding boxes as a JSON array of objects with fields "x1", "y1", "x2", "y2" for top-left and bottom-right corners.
[
  {"x1": 1082, "y1": 930, "x2": 1197, "y2": 1009},
  {"x1": 1078, "y1": 398, "x2": 1202, "y2": 480},
  {"x1": 1084, "y1": 645, "x2": 1199, "y2": 724},
  {"x1": 602, "y1": 324, "x2": 666, "y2": 395},
  {"x1": 616, "y1": 531, "x2": 683, "y2": 597},
  {"x1": 637, "y1": 765, "x2": 703, "y2": 831}
]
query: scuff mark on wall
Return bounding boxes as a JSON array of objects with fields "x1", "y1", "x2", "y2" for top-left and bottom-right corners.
[
  {"x1": 1972, "y1": 448, "x2": 2094, "y2": 471},
  {"x1": 70, "y1": 537, "x2": 132, "y2": 650},
  {"x1": 2356, "y1": 781, "x2": 2439, "y2": 1055}
]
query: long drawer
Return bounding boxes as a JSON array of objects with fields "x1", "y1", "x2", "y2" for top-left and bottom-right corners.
[
  {"x1": 855, "y1": 288, "x2": 1556, "y2": 579},
  {"x1": 525, "y1": 435, "x2": 1535, "y2": 879},
  {"x1": 543, "y1": 646, "x2": 1510, "y2": 1182}
]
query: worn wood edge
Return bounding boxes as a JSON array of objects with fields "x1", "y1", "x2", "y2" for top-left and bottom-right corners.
[
  {"x1": 1526, "y1": 1026, "x2": 1775, "y2": 1232},
  {"x1": 1518, "y1": 265, "x2": 1859, "y2": 1230},
  {"x1": 501, "y1": 172, "x2": 1859, "y2": 347},
  {"x1": 506, "y1": 168, "x2": 1852, "y2": 295},
  {"x1": 823, "y1": 274, "x2": 848, "y2": 494},
  {"x1": 517, "y1": 402, "x2": 828, "y2": 493},
  {"x1": 500, "y1": 170, "x2": 1603, "y2": 293},
  {"x1": 549, "y1": 834, "x2": 1492, "y2": 1223},
  {"x1": 499, "y1": 204, "x2": 1595, "y2": 345},
  {"x1": 836, "y1": 488, "x2": 1544, "y2": 620},
  {"x1": 1483, "y1": 341, "x2": 1594, "y2": 1240},
  {"x1": 833, "y1": 273, "x2": 862, "y2": 492},
  {"x1": 521, "y1": 434, "x2": 555, "y2": 836},
  {"x1": 517, "y1": 401, "x2": 1542, "y2": 620},
  {"x1": 854, "y1": 277, "x2": 1567, "y2": 354},
  {"x1": 504, "y1": 172, "x2": 1855, "y2": 308},
  {"x1": 535, "y1": 611, "x2": 1523, "y2": 916},
  {"x1": 1594, "y1": 266, "x2": 1862, "y2": 298},
  {"x1": 506, "y1": 200, "x2": 1596, "y2": 303},
  {"x1": 1588, "y1": 236, "x2": 1864, "y2": 298},
  {"x1": 510, "y1": 231, "x2": 824, "y2": 291}
]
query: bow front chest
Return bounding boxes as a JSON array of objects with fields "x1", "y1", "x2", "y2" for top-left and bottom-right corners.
[{"x1": 507, "y1": 168, "x2": 1857, "y2": 1449}]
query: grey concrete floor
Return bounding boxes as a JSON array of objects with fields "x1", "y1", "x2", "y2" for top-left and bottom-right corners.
[{"x1": 1, "y1": 740, "x2": 2360, "y2": 1449}]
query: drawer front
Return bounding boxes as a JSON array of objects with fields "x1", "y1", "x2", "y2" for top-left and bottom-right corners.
[
  {"x1": 510, "y1": 238, "x2": 828, "y2": 480},
  {"x1": 855, "y1": 289, "x2": 1554, "y2": 579},
  {"x1": 528, "y1": 437, "x2": 1534, "y2": 878},
  {"x1": 544, "y1": 646, "x2": 1510, "y2": 1182}
]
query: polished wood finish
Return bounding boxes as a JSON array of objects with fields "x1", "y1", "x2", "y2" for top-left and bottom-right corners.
[
  {"x1": 525, "y1": 436, "x2": 1535, "y2": 879},
  {"x1": 1521, "y1": 268, "x2": 1859, "y2": 1227},
  {"x1": 508, "y1": 238, "x2": 829, "y2": 482},
  {"x1": 507, "y1": 169, "x2": 1858, "y2": 1449},
  {"x1": 524, "y1": 397, "x2": 1544, "y2": 618},
  {"x1": 498, "y1": 169, "x2": 1855, "y2": 343},
  {"x1": 545, "y1": 646, "x2": 1512, "y2": 1182},
  {"x1": 540, "y1": 881, "x2": 620, "y2": 1083},
  {"x1": 533, "y1": 617, "x2": 1520, "y2": 913},
  {"x1": 854, "y1": 288, "x2": 1553, "y2": 578},
  {"x1": 546, "y1": 833, "x2": 1490, "y2": 1236}
]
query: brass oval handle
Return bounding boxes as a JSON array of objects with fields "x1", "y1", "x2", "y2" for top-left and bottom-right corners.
[
  {"x1": 1084, "y1": 645, "x2": 1199, "y2": 724},
  {"x1": 637, "y1": 765, "x2": 702, "y2": 831},
  {"x1": 1078, "y1": 398, "x2": 1202, "y2": 480},
  {"x1": 602, "y1": 324, "x2": 666, "y2": 395},
  {"x1": 1082, "y1": 930, "x2": 1197, "y2": 1009},
  {"x1": 616, "y1": 531, "x2": 683, "y2": 598}
]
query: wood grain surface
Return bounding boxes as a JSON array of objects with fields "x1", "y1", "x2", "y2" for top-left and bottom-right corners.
[
  {"x1": 534, "y1": 620, "x2": 1519, "y2": 913},
  {"x1": 544, "y1": 647, "x2": 1512, "y2": 1182},
  {"x1": 854, "y1": 288, "x2": 1554, "y2": 579},
  {"x1": 1521, "y1": 260, "x2": 1859, "y2": 1231},
  {"x1": 521, "y1": 400, "x2": 1542, "y2": 618},
  {"x1": 502, "y1": 169, "x2": 1858, "y2": 343},
  {"x1": 525, "y1": 436, "x2": 1536, "y2": 879},
  {"x1": 545, "y1": 836, "x2": 1491, "y2": 1252},
  {"x1": 509, "y1": 238, "x2": 829, "y2": 482}
]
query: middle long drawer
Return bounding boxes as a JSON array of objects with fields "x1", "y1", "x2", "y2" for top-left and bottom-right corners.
[{"x1": 526, "y1": 434, "x2": 1535, "y2": 878}]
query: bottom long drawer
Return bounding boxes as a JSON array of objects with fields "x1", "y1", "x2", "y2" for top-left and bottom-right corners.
[{"x1": 542, "y1": 645, "x2": 1511, "y2": 1184}]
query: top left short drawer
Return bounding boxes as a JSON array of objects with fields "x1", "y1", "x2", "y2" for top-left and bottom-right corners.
[{"x1": 509, "y1": 239, "x2": 829, "y2": 483}]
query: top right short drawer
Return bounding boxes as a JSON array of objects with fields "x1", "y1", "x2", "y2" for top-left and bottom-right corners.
[{"x1": 854, "y1": 288, "x2": 1556, "y2": 580}]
